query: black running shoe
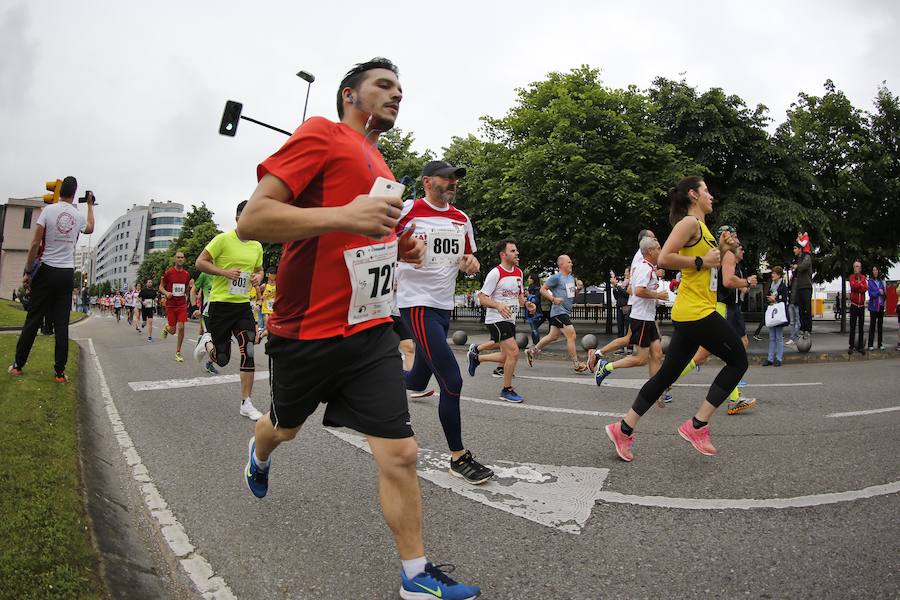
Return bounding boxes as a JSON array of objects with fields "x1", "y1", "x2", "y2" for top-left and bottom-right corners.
[
  {"x1": 449, "y1": 451, "x2": 493, "y2": 485},
  {"x1": 491, "y1": 366, "x2": 504, "y2": 378}
]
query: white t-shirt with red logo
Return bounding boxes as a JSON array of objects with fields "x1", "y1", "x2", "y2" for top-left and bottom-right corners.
[
  {"x1": 478, "y1": 264, "x2": 524, "y2": 324},
  {"x1": 36, "y1": 202, "x2": 87, "y2": 268},
  {"x1": 395, "y1": 198, "x2": 476, "y2": 310},
  {"x1": 629, "y1": 259, "x2": 660, "y2": 321}
]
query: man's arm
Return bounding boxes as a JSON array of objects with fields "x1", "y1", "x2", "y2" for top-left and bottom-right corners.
[
  {"x1": 195, "y1": 249, "x2": 242, "y2": 280},
  {"x1": 83, "y1": 193, "x2": 95, "y2": 234},
  {"x1": 722, "y1": 253, "x2": 757, "y2": 289},
  {"x1": 236, "y1": 174, "x2": 404, "y2": 243},
  {"x1": 23, "y1": 225, "x2": 44, "y2": 281},
  {"x1": 158, "y1": 277, "x2": 170, "y2": 298}
]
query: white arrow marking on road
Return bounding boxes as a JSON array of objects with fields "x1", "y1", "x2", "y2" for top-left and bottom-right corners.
[
  {"x1": 518, "y1": 375, "x2": 823, "y2": 389},
  {"x1": 326, "y1": 428, "x2": 609, "y2": 535},
  {"x1": 825, "y1": 406, "x2": 900, "y2": 418}
]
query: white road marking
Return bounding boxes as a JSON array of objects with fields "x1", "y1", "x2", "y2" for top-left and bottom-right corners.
[
  {"x1": 327, "y1": 429, "x2": 610, "y2": 534},
  {"x1": 519, "y1": 375, "x2": 823, "y2": 389},
  {"x1": 596, "y1": 481, "x2": 900, "y2": 509},
  {"x1": 129, "y1": 372, "x2": 270, "y2": 391},
  {"x1": 825, "y1": 406, "x2": 900, "y2": 418},
  {"x1": 85, "y1": 338, "x2": 235, "y2": 599},
  {"x1": 461, "y1": 395, "x2": 624, "y2": 417}
]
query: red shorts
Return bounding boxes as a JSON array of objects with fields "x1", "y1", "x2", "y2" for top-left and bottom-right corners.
[{"x1": 167, "y1": 303, "x2": 188, "y2": 328}]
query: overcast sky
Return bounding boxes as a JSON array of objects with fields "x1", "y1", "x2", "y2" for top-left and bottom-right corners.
[{"x1": 2, "y1": 0, "x2": 898, "y2": 278}]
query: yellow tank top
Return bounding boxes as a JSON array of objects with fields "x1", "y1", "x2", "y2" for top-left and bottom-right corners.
[{"x1": 671, "y1": 219, "x2": 718, "y2": 322}]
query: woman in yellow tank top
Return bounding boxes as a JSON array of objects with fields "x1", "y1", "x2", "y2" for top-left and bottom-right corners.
[{"x1": 605, "y1": 176, "x2": 745, "y2": 462}]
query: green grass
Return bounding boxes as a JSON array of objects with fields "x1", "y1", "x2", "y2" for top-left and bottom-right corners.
[
  {"x1": 0, "y1": 299, "x2": 85, "y2": 329},
  {"x1": 0, "y1": 336, "x2": 104, "y2": 600}
]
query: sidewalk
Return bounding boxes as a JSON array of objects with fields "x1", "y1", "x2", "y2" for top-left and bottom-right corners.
[{"x1": 448, "y1": 316, "x2": 900, "y2": 365}]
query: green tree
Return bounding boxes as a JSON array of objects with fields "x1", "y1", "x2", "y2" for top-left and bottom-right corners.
[
  {"x1": 136, "y1": 251, "x2": 170, "y2": 287},
  {"x1": 648, "y1": 77, "x2": 823, "y2": 274},
  {"x1": 176, "y1": 221, "x2": 220, "y2": 279},
  {"x1": 170, "y1": 203, "x2": 216, "y2": 250},
  {"x1": 448, "y1": 66, "x2": 697, "y2": 288},
  {"x1": 377, "y1": 128, "x2": 434, "y2": 198}
]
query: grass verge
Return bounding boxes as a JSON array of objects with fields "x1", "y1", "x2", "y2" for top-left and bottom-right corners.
[
  {"x1": 0, "y1": 299, "x2": 85, "y2": 329},
  {"x1": 0, "y1": 335, "x2": 104, "y2": 599}
]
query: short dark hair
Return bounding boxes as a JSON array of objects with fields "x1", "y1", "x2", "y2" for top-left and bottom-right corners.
[
  {"x1": 266, "y1": 266, "x2": 277, "y2": 274},
  {"x1": 495, "y1": 238, "x2": 517, "y2": 255},
  {"x1": 60, "y1": 176, "x2": 77, "y2": 198},
  {"x1": 336, "y1": 57, "x2": 399, "y2": 119},
  {"x1": 236, "y1": 200, "x2": 248, "y2": 216}
]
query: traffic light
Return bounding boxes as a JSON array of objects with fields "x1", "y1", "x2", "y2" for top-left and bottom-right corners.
[{"x1": 43, "y1": 179, "x2": 62, "y2": 204}]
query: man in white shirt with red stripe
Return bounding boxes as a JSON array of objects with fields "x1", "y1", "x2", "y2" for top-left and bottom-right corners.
[
  {"x1": 469, "y1": 239, "x2": 534, "y2": 403},
  {"x1": 595, "y1": 236, "x2": 669, "y2": 390},
  {"x1": 396, "y1": 160, "x2": 494, "y2": 485}
]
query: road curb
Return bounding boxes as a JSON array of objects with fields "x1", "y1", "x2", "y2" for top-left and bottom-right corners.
[{"x1": 77, "y1": 341, "x2": 191, "y2": 600}]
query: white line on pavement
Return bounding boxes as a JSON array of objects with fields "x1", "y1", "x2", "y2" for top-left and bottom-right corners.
[
  {"x1": 518, "y1": 375, "x2": 823, "y2": 389},
  {"x1": 460, "y1": 395, "x2": 624, "y2": 417},
  {"x1": 596, "y1": 480, "x2": 900, "y2": 509},
  {"x1": 825, "y1": 406, "x2": 900, "y2": 418},
  {"x1": 86, "y1": 338, "x2": 235, "y2": 599},
  {"x1": 128, "y1": 372, "x2": 270, "y2": 391}
]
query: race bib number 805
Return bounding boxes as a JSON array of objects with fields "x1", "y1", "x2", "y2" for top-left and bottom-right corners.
[
  {"x1": 426, "y1": 227, "x2": 464, "y2": 266},
  {"x1": 344, "y1": 240, "x2": 398, "y2": 325}
]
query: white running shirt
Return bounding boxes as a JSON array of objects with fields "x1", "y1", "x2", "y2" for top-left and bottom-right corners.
[
  {"x1": 36, "y1": 202, "x2": 87, "y2": 268},
  {"x1": 478, "y1": 265, "x2": 523, "y2": 325},
  {"x1": 629, "y1": 259, "x2": 660, "y2": 321},
  {"x1": 396, "y1": 198, "x2": 476, "y2": 310}
]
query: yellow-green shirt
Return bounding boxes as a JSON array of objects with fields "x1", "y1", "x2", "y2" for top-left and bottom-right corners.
[
  {"x1": 205, "y1": 230, "x2": 263, "y2": 303},
  {"x1": 261, "y1": 283, "x2": 276, "y2": 314},
  {"x1": 671, "y1": 219, "x2": 718, "y2": 322}
]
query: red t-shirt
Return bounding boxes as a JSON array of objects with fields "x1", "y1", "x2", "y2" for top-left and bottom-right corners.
[
  {"x1": 798, "y1": 233, "x2": 811, "y2": 254},
  {"x1": 257, "y1": 117, "x2": 397, "y2": 340},
  {"x1": 162, "y1": 267, "x2": 192, "y2": 307}
]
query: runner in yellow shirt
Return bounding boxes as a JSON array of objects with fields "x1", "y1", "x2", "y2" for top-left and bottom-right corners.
[{"x1": 259, "y1": 267, "x2": 276, "y2": 337}]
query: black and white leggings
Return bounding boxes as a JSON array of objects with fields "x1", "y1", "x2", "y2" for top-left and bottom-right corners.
[{"x1": 631, "y1": 311, "x2": 748, "y2": 416}]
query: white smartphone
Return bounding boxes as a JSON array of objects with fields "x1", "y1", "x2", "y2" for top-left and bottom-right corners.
[{"x1": 369, "y1": 176, "x2": 405, "y2": 198}]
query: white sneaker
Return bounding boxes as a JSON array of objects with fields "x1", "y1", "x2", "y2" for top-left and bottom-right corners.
[
  {"x1": 240, "y1": 399, "x2": 263, "y2": 421},
  {"x1": 194, "y1": 333, "x2": 212, "y2": 364},
  {"x1": 409, "y1": 388, "x2": 435, "y2": 399}
]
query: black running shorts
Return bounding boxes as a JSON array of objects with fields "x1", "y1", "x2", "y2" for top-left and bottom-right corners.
[
  {"x1": 266, "y1": 323, "x2": 413, "y2": 438},
  {"x1": 726, "y1": 304, "x2": 747, "y2": 338},
  {"x1": 207, "y1": 301, "x2": 258, "y2": 370},
  {"x1": 487, "y1": 320, "x2": 516, "y2": 342},
  {"x1": 549, "y1": 313, "x2": 572, "y2": 329},
  {"x1": 628, "y1": 317, "x2": 661, "y2": 348},
  {"x1": 392, "y1": 315, "x2": 412, "y2": 341},
  {"x1": 141, "y1": 307, "x2": 155, "y2": 320}
]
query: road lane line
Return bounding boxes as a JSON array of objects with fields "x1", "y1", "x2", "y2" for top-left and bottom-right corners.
[
  {"x1": 596, "y1": 480, "x2": 900, "y2": 509},
  {"x1": 518, "y1": 375, "x2": 823, "y2": 389},
  {"x1": 460, "y1": 395, "x2": 624, "y2": 417},
  {"x1": 129, "y1": 372, "x2": 270, "y2": 391},
  {"x1": 825, "y1": 406, "x2": 900, "y2": 418},
  {"x1": 86, "y1": 338, "x2": 235, "y2": 599}
]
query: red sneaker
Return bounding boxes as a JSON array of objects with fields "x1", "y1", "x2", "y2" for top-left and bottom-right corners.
[
  {"x1": 677, "y1": 419, "x2": 717, "y2": 456},
  {"x1": 605, "y1": 422, "x2": 634, "y2": 462},
  {"x1": 7, "y1": 365, "x2": 23, "y2": 376}
]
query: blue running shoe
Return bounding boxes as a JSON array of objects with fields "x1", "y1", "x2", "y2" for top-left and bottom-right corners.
[
  {"x1": 400, "y1": 563, "x2": 481, "y2": 599},
  {"x1": 245, "y1": 437, "x2": 269, "y2": 498},
  {"x1": 466, "y1": 348, "x2": 480, "y2": 377},
  {"x1": 737, "y1": 379, "x2": 747, "y2": 388},
  {"x1": 205, "y1": 360, "x2": 219, "y2": 375},
  {"x1": 663, "y1": 390, "x2": 674, "y2": 403},
  {"x1": 499, "y1": 387, "x2": 524, "y2": 403},
  {"x1": 595, "y1": 359, "x2": 612, "y2": 386}
]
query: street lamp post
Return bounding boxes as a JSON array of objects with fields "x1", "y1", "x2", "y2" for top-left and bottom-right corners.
[{"x1": 297, "y1": 70, "x2": 315, "y2": 122}]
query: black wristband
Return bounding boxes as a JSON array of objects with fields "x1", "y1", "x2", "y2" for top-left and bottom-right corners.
[{"x1": 694, "y1": 256, "x2": 704, "y2": 271}]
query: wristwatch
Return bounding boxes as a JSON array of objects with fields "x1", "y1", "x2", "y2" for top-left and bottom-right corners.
[{"x1": 694, "y1": 256, "x2": 704, "y2": 271}]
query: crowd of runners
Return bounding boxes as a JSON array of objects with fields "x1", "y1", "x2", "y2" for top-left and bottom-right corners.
[{"x1": 19, "y1": 58, "x2": 893, "y2": 600}]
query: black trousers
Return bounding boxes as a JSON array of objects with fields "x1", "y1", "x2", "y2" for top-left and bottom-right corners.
[
  {"x1": 868, "y1": 309, "x2": 884, "y2": 348},
  {"x1": 848, "y1": 305, "x2": 865, "y2": 350},
  {"x1": 15, "y1": 265, "x2": 74, "y2": 375},
  {"x1": 796, "y1": 288, "x2": 813, "y2": 333},
  {"x1": 632, "y1": 311, "x2": 748, "y2": 416}
]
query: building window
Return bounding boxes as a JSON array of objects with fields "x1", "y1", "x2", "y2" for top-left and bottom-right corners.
[{"x1": 22, "y1": 208, "x2": 33, "y2": 229}]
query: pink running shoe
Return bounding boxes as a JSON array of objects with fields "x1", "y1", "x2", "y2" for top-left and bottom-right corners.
[
  {"x1": 677, "y1": 419, "x2": 717, "y2": 456},
  {"x1": 605, "y1": 422, "x2": 634, "y2": 462}
]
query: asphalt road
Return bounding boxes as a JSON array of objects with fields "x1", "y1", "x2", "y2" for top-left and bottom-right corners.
[{"x1": 76, "y1": 315, "x2": 899, "y2": 599}]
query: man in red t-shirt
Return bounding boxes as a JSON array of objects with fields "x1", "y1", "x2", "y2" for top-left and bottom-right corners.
[
  {"x1": 159, "y1": 251, "x2": 193, "y2": 363},
  {"x1": 236, "y1": 58, "x2": 481, "y2": 598}
]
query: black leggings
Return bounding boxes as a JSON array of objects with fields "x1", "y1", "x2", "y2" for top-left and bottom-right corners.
[{"x1": 632, "y1": 311, "x2": 748, "y2": 416}]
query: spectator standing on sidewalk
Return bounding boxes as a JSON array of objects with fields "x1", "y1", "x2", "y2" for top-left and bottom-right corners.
[
  {"x1": 867, "y1": 266, "x2": 886, "y2": 351},
  {"x1": 792, "y1": 242, "x2": 813, "y2": 336},
  {"x1": 612, "y1": 268, "x2": 631, "y2": 338},
  {"x1": 525, "y1": 273, "x2": 546, "y2": 344},
  {"x1": 762, "y1": 266, "x2": 789, "y2": 366},
  {"x1": 848, "y1": 261, "x2": 867, "y2": 355}
]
